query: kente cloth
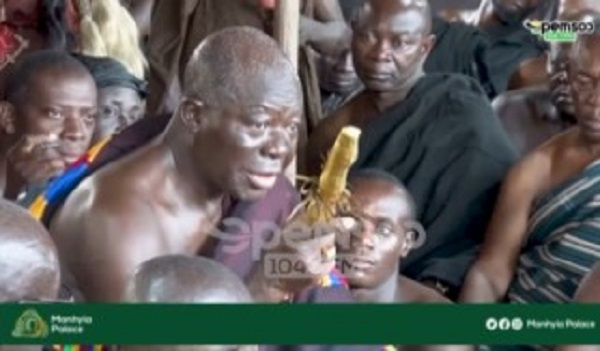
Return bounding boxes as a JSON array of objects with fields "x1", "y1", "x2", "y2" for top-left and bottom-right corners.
[{"x1": 508, "y1": 159, "x2": 600, "y2": 303}]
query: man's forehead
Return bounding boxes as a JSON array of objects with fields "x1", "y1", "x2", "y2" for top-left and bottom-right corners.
[
  {"x1": 31, "y1": 69, "x2": 94, "y2": 90},
  {"x1": 351, "y1": 185, "x2": 411, "y2": 220},
  {"x1": 573, "y1": 36, "x2": 600, "y2": 68},
  {"x1": 234, "y1": 76, "x2": 302, "y2": 109},
  {"x1": 361, "y1": 5, "x2": 427, "y2": 34}
]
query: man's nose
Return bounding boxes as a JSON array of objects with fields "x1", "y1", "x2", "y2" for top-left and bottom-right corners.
[
  {"x1": 352, "y1": 223, "x2": 376, "y2": 249},
  {"x1": 371, "y1": 39, "x2": 392, "y2": 61},
  {"x1": 261, "y1": 129, "x2": 290, "y2": 160},
  {"x1": 338, "y1": 51, "x2": 355, "y2": 72},
  {"x1": 61, "y1": 114, "x2": 86, "y2": 140}
]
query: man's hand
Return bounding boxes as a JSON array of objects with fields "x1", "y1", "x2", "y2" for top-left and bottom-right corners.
[
  {"x1": 7, "y1": 134, "x2": 66, "y2": 187},
  {"x1": 300, "y1": 16, "x2": 351, "y2": 56},
  {"x1": 250, "y1": 210, "x2": 339, "y2": 302}
]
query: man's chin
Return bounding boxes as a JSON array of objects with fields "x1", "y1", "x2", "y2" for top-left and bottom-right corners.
[
  {"x1": 364, "y1": 81, "x2": 394, "y2": 92},
  {"x1": 232, "y1": 187, "x2": 271, "y2": 202},
  {"x1": 345, "y1": 271, "x2": 378, "y2": 288}
]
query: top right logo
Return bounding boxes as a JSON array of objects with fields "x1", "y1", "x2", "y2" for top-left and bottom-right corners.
[{"x1": 524, "y1": 19, "x2": 595, "y2": 42}]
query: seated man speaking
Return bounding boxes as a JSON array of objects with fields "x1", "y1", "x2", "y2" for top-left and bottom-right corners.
[{"x1": 49, "y1": 27, "x2": 331, "y2": 304}]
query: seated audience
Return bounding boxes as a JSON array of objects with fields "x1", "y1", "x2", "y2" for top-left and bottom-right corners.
[
  {"x1": 492, "y1": 7, "x2": 600, "y2": 155},
  {"x1": 338, "y1": 170, "x2": 474, "y2": 351},
  {"x1": 0, "y1": 50, "x2": 97, "y2": 202},
  {"x1": 317, "y1": 35, "x2": 362, "y2": 118},
  {"x1": 324, "y1": 0, "x2": 547, "y2": 99},
  {"x1": 460, "y1": 15, "x2": 600, "y2": 303},
  {"x1": 307, "y1": 0, "x2": 516, "y2": 300}
]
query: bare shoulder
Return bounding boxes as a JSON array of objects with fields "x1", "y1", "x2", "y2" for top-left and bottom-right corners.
[
  {"x1": 49, "y1": 168, "x2": 162, "y2": 301},
  {"x1": 398, "y1": 276, "x2": 450, "y2": 303},
  {"x1": 503, "y1": 128, "x2": 574, "y2": 196},
  {"x1": 50, "y1": 162, "x2": 157, "y2": 248}
]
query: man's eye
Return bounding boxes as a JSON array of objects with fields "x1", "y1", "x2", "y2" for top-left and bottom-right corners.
[
  {"x1": 47, "y1": 110, "x2": 63, "y2": 119},
  {"x1": 376, "y1": 225, "x2": 394, "y2": 237},
  {"x1": 101, "y1": 106, "x2": 119, "y2": 119},
  {"x1": 251, "y1": 122, "x2": 268, "y2": 130}
]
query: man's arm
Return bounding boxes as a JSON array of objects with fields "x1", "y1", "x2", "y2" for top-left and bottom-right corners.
[
  {"x1": 508, "y1": 55, "x2": 549, "y2": 91},
  {"x1": 300, "y1": 0, "x2": 349, "y2": 56},
  {"x1": 459, "y1": 153, "x2": 548, "y2": 302},
  {"x1": 50, "y1": 185, "x2": 162, "y2": 302}
]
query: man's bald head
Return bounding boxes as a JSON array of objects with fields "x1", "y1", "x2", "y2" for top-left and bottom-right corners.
[
  {"x1": 353, "y1": 0, "x2": 433, "y2": 35},
  {"x1": 124, "y1": 255, "x2": 253, "y2": 303},
  {"x1": 0, "y1": 200, "x2": 60, "y2": 302},
  {"x1": 167, "y1": 27, "x2": 302, "y2": 203},
  {"x1": 182, "y1": 27, "x2": 301, "y2": 107},
  {"x1": 568, "y1": 12, "x2": 600, "y2": 61}
]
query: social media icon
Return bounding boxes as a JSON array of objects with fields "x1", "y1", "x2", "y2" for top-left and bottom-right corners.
[
  {"x1": 512, "y1": 318, "x2": 524, "y2": 331},
  {"x1": 486, "y1": 318, "x2": 498, "y2": 331}
]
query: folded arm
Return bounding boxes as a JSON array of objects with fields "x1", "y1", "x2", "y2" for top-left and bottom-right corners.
[{"x1": 300, "y1": 0, "x2": 349, "y2": 56}]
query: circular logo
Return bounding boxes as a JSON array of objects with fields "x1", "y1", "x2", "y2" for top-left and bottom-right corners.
[
  {"x1": 486, "y1": 318, "x2": 498, "y2": 331},
  {"x1": 512, "y1": 318, "x2": 524, "y2": 331}
]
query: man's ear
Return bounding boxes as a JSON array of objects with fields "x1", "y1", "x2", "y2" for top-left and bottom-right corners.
[
  {"x1": 178, "y1": 98, "x2": 207, "y2": 134},
  {"x1": 400, "y1": 230, "x2": 415, "y2": 258},
  {"x1": 0, "y1": 101, "x2": 16, "y2": 135},
  {"x1": 422, "y1": 34, "x2": 436, "y2": 56}
]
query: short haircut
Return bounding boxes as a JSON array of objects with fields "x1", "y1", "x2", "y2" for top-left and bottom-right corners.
[
  {"x1": 0, "y1": 199, "x2": 60, "y2": 301},
  {"x1": 5, "y1": 50, "x2": 92, "y2": 104},
  {"x1": 126, "y1": 255, "x2": 253, "y2": 304},
  {"x1": 182, "y1": 26, "x2": 301, "y2": 107},
  {"x1": 569, "y1": 11, "x2": 600, "y2": 60},
  {"x1": 353, "y1": 0, "x2": 433, "y2": 35},
  {"x1": 349, "y1": 168, "x2": 417, "y2": 218}
]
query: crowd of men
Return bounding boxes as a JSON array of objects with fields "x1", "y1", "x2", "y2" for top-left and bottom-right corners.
[{"x1": 1, "y1": 0, "x2": 600, "y2": 350}]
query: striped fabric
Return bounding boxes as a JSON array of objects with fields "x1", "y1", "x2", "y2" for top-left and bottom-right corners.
[
  {"x1": 30, "y1": 139, "x2": 114, "y2": 351},
  {"x1": 29, "y1": 137, "x2": 112, "y2": 221},
  {"x1": 319, "y1": 268, "x2": 348, "y2": 288},
  {"x1": 508, "y1": 159, "x2": 600, "y2": 303}
]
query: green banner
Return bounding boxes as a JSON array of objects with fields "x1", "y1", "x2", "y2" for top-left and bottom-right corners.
[{"x1": 0, "y1": 304, "x2": 599, "y2": 345}]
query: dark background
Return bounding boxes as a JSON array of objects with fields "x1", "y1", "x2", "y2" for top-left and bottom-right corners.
[{"x1": 340, "y1": 0, "x2": 480, "y2": 21}]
